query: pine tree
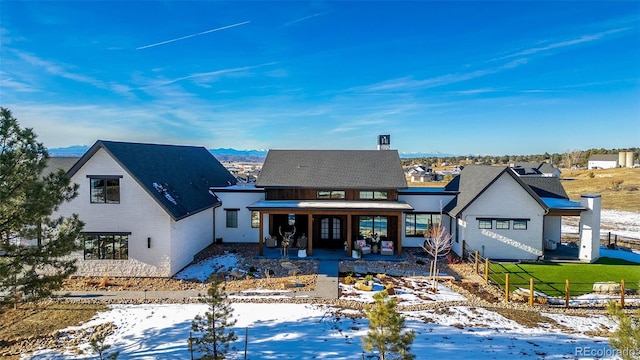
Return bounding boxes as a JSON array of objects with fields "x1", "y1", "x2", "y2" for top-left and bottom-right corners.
[
  {"x1": 362, "y1": 290, "x2": 415, "y2": 360},
  {"x1": 0, "y1": 108, "x2": 83, "y2": 310},
  {"x1": 191, "y1": 278, "x2": 237, "y2": 360},
  {"x1": 607, "y1": 301, "x2": 640, "y2": 360}
]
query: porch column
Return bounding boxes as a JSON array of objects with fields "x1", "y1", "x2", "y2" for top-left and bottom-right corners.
[
  {"x1": 258, "y1": 211, "x2": 264, "y2": 256},
  {"x1": 347, "y1": 214, "x2": 352, "y2": 254},
  {"x1": 307, "y1": 214, "x2": 313, "y2": 256},
  {"x1": 397, "y1": 213, "x2": 402, "y2": 258},
  {"x1": 579, "y1": 194, "x2": 601, "y2": 263}
]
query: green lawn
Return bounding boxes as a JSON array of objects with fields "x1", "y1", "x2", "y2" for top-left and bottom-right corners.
[{"x1": 489, "y1": 258, "x2": 640, "y2": 297}]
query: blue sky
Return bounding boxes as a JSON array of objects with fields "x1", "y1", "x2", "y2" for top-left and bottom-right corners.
[{"x1": 1, "y1": 1, "x2": 639, "y2": 155}]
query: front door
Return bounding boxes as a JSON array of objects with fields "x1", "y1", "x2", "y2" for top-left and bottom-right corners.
[{"x1": 315, "y1": 216, "x2": 344, "y2": 249}]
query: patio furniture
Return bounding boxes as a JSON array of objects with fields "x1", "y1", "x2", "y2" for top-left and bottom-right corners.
[
  {"x1": 265, "y1": 236, "x2": 277, "y2": 248},
  {"x1": 380, "y1": 240, "x2": 394, "y2": 255},
  {"x1": 296, "y1": 234, "x2": 308, "y2": 249},
  {"x1": 355, "y1": 239, "x2": 371, "y2": 255}
]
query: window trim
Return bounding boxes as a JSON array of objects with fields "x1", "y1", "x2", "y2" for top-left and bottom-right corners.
[
  {"x1": 88, "y1": 175, "x2": 122, "y2": 204},
  {"x1": 359, "y1": 191, "x2": 389, "y2": 200},
  {"x1": 83, "y1": 232, "x2": 130, "y2": 260},
  {"x1": 513, "y1": 220, "x2": 528, "y2": 230},
  {"x1": 405, "y1": 212, "x2": 441, "y2": 237},
  {"x1": 225, "y1": 208, "x2": 239, "y2": 228},
  {"x1": 496, "y1": 220, "x2": 510, "y2": 230},
  {"x1": 317, "y1": 190, "x2": 346, "y2": 200},
  {"x1": 478, "y1": 219, "x2": 493, "y2": 229}
]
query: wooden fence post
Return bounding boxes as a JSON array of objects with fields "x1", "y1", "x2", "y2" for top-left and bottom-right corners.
[
  {"x1": 484, "y1": 258, "x2": 489, "y2": 284},
  {"x1": 565, "y1": 279, "x2": 570, "y2": 309},
  {"x1": 529, "y1": 278, "x2": 534, "y2": 307},
  {"x1": 620, "y1": 279, "x2": 625, "y2": 308},
  {"x1": 505, "y1": 273, "x2": 510, "y2": 302},
  {"x1": 474, "y1": 251, "x2": 479, "y2": 274}
]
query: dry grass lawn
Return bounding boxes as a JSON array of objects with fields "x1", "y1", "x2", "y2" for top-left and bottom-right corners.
[{"x1": 561, "y1": 167, "x2": 640, "y2": 212}]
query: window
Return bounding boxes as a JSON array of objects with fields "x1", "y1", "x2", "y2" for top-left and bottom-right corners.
[
  {"x1": 359, "y1": 191, "x2": 388, "y2": 200},
  {"x1": 225, "y1": 209, "x2": 238, "y2": 228},
  {"x1": 89, "y1": 176, "x2": 121, "y2": 203},
  {"x1": 496, "y1": 220, "x2": 510, "y2": 229},
  {"x1": 251, "y1": 211, "x2": 260, "y2": 228},
  {"x1": 405, "y1": 213, "x2": 441, "y2": 236},
  {"x1": 359, "y1": 216, "x2": 388, "y2": 238},
  {"x1": 513, "y1": 220, "x2": 528, "y2": 230},
  {"x1": 317, "y1": 190, "x2": 345, "y2": 199},
  {"x1": 479, "y1": 219, "x2": 492, "y2": 229},
  {"x1": 84, "y1": 233, "x2": 129, "y2": 260}
]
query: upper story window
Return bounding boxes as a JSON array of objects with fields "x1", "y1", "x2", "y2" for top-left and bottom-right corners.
[
  {"x1": 496, "y1": 220, "x2": 510, "y2": 229},
  {"x1": 513, "y1": 220, "x2": 528, "y2": 230},
  {"x1": 88, "y1": 176, "x2": 121, "y2": 203},
  {"x1": 359, "y1": 191, "x2": 388, "y2": 200},
  {"x1": 317, "y1": 190, "x2": 345, "y2": 199},
  {"x1": 478, "y1": 219, "x2": 492, "y2": 229}
]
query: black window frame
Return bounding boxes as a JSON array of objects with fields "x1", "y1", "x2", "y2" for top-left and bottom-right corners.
[
  {"x1": 359, "y1": 191, "x2": 389, "y2": 200},
  {"x1": 513, "y1": 220, "x2": 528, "y2": 230},
  {"x1": 478, "y1": 219, "x2": 493, "y2": 229},
  {"x1": 496, "y1": 220, "x2": 510, "y2": 230},
  {"x1": 317, "y1": 190, "x2": 346, "y2": 200},
  {"x1": 225, "y1": 209, "x2": 239, "y2": 228},
  {"x1": 405, "y1": 212, "x2": 441, "y2": 237},
  {"x1": 83, "y1": 232, "x2": 129, "y2": 260},
  {"x1": 88, "y1": 175, "x2": 122, "y2": 204}
]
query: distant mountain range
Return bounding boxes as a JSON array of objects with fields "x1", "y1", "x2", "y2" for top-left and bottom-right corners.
[{"x1": 48, "y1": 145, "x2": 452, "y2": 161}]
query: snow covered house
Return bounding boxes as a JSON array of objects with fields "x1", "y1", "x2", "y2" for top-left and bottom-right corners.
[
  {"x1": 212, "y1": 152, "x2": 601, "y2": 262},
  {"x1": 55, "y1": 140, "x2": 237, "y2": 277}
]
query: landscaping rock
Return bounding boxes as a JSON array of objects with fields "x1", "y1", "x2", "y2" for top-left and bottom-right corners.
[{"x1": 593, "y1": 282, "x2": 621, "y2": 294}]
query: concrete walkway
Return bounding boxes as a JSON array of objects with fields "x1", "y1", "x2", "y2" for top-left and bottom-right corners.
[{"x1": 54, "y1": 260, "x2": 341, "y2": 302}]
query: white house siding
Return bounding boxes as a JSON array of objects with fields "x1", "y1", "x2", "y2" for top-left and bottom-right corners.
[
  {"x1": 399, "y1": 192, "x2": 456, "y2": 247},
  {"x1": 588, "y1": 160, "x2": 617, "y2": 169},
  {"x1": 459, "y1": 173, "x2": 546, "y2": 260},
  {"x1": 543, "y1": 216, "x2": 562, "y2": 245},
  {"x1": 169, "y1": 208, "x2": 214, "y2": 275},
  {"x1": 55, "y1": 148, "x2": 174, "y2": 277},
  {"x1": 213, "y1": 187, "x2": 265, "y2": 243}
]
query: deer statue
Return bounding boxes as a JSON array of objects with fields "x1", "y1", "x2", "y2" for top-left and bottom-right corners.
[{"x1": 279, "y1": 225, "x2": 296, "y2": 258}]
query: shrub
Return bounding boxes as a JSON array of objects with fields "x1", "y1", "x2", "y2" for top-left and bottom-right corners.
[
  {"x1": 446, "y1": 253, "x2": 462, "y2": 264},
  {"x1": 344, "y1": 275, "x2": 355, "y2": 285},
  {"x1": 365, "y1": 274, "x2": 374, "y2": 282},
  {"x1": 416, "y1": 259, "x2": 426, "y2": 266}
]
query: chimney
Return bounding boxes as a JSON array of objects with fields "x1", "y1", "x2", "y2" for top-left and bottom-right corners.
[
  {"x1": 377, "y1": 135, "x2": 390, "y2": 150},
  {"x1": 578, "y1": 194, "x2": 601, "y2": 263}
]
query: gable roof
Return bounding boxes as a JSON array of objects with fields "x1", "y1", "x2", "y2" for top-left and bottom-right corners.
[
  {"x1": 443, "y1": 165, "x2": 547, "y2": 216},
  {"x1": 256, "y1": 150, "x2": 408, "y2": 189},
  {"x1": 67, "y1": 140, "x2": 237, "y2": 220},
  {"x1": 520, "y1": 177, "x2": 568, "y2": 199},
  {"x1": 512, "y1": 161, "x2": 559, "y2": 175},
  {"x1": 43, "y1": 157, "x2": 80, "y2": 177}
]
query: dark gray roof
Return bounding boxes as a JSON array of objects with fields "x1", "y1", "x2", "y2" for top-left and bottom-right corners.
[
  {"x1": 520, "y1": 177, "x2": 568, "y2": 199},
  {"x1": 43, "y1": 157, "x2": 80, "y2": 177},
  {"x1": 512, "y1": 162, "x2": 559, "y2": 175},
  {"x1": 67, "y1": 140, "x2": 237, "y2": 220},
  {"x1": 256, "y1": 150, "x2": 408, "y2": 189},
  {"x1": 443, "y1": 165, "x2": 547, "y2": 216},
  {"x1": 589, "y1": 154, "x2": 619, "y2": 161}
]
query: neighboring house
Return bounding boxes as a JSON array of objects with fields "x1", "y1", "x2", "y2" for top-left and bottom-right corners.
[
  {"x1": 54, "y1": 140, "x2": 237, "y2": 277},
  {"x1": 511, "y1": 162, "x2": 561, "y2": 177},
  {"x1": 443, "y1": 165, "x2": 598, "y2": 261},
  {"x1": 212, "y1": 152, "x2": 601, "y2": 262},
  {"x1": 44, "y1": 156, "x2": 80, "y2": 176},
  {"x1": 588, "y1": 154, "x2": 619, "y2": 169}
]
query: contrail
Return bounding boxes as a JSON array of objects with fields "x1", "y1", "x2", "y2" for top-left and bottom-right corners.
[{"x1": 137, "y1": 21, "x2": 250, "y2": 50}]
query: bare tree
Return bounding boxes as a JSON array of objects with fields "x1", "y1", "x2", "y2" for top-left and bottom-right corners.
[
  {"x1": 422, "y1": 212, "x2": 452, "y2": 291},
  {"x1": 562, "y1": 149, "x2": 584, "y2": 169}
]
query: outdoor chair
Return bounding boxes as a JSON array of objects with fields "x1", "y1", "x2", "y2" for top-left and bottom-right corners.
[
  {"x1": 355, "y1": 239, "x2": 371, "y2": 255},
  {"x1": 380, "y1": 240, "x2": 394, "y2": 255},
  {"x1": 265, "y1": 236, "x2": 277, "y2": 248},
  {"x1": 296, "y1": 234, "x2": 308, "y2": 249}
]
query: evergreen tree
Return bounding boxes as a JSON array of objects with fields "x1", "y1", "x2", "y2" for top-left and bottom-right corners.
[
  {"x1": 191, "y1": 278, "x2": 237, "y2": 360},
  {"x1": 607, "y1": 301, "x2": 640, "y2": 360},
  {"x1": 0, "y1": 108, "x2": 83, "y2": 310},
  {"x1": 362, "y1": 290, "x2": 415, "y2": 360}
]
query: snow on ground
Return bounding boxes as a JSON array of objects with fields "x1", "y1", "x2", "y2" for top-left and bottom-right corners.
[
  {"x1": 25, "y1": 303, "x2": 620, "y2": 360},
  {"x1": 563, "y1": 209, "x2": 640, "y2": 240},
  {"x1": 339, "y1": 277, "x2": 467, "y2": 305},
  {"x1": 175, "y1": 253, "x2": 240, "y2": 282}
]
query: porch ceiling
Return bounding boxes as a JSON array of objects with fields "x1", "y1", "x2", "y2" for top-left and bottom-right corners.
[{"x1": 247, "y1": 199, "x2": 414, "y2": 212}]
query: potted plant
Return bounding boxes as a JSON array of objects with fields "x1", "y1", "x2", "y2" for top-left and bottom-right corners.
[
  {"x1": 352, "y1": 248, "x2": 362, "y2": 259},
  {"x1": 370, "y1": 233, "x2": 380, "y2": 254}
]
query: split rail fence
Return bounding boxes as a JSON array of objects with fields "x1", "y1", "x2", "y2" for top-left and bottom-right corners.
[{"x1": 460, "y1": 241, "x2": 636, "y2": 308}]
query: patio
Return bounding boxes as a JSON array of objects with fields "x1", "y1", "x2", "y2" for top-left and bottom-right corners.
[{"x1": 257, "y1": 245, "x2": 407, "y2": 262}]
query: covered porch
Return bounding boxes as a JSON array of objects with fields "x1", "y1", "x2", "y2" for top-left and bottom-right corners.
[{"x1": 248, "y1": 200, "x2": 414, "y2": 259}]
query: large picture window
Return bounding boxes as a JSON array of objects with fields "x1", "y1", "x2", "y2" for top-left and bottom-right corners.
[
  {"x1": 89, "y1": 176, "x2": 121, "y2": 203},
  {"x1": 359, "y1": 216, "x2": 388, "y2": 238},
  {"x1": 84, "y1": 233, "x2": 129, "y2": 260},
  {"x1": 405, "y1": 213, "x2": 441, "y2": 236}
]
